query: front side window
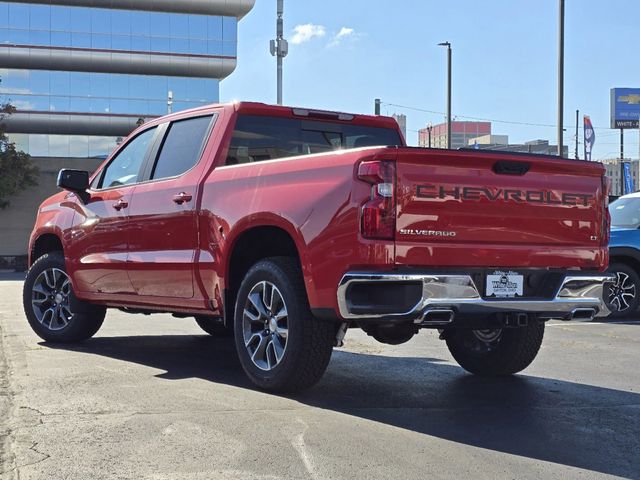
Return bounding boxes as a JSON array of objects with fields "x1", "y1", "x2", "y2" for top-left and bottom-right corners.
[
  {"x1": 98, "y1": 127, "x2": 156, "y2": 189},
  {"x1": 151, "y1": 115, "x2": 214, "y2": 180},
  {"x1": 226, "y1": 115, "x2": 402, "y2": 165}
]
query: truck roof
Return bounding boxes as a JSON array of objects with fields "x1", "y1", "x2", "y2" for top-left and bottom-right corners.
[{"x1": 232, "y1": 101, "x2": 401, "y2": 130}]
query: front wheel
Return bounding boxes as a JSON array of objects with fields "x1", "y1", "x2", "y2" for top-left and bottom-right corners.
[
  {"x1": 233, "y1": 257, "x2": 336, "y2": 393},
  {"x1": 23, "y1": 252, "x2": 106, "y2": 343},
  {"x1": 445, "y1": 323, "x2": 545, "y2": 376}
]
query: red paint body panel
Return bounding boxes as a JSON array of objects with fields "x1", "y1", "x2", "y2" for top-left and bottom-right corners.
[
  {"x1": 65, "y1": 186, "x2": 137, "y2": 294},
  {"x1": 394, "y1": 148, "x2": 608, "y2": 270},
  {"x1": 28, "y1": 102, "x2": 609, "y2": 319}
]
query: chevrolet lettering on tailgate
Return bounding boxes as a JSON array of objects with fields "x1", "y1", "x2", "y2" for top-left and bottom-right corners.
[{"x1": 416, "y1": 185, "x2": 594, "y2": 207}]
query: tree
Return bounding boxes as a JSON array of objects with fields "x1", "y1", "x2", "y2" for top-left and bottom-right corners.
[{"x1": 0, "y1": 79, "x2": 39, "y2": 209}]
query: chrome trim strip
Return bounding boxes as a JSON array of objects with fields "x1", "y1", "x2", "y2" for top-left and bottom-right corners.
[
  {"x1": 4, "y1": 0, "x2": 256, "y2": 18},
  {"x1": 3, "y1": 112, "x2": 146, "y2": 136},
  {"x1": 336, "y1": 272, "x2": 614, "y2": 320},
  {"x1": 0, "y1": 46, "x2": 237, "y2": 79}
]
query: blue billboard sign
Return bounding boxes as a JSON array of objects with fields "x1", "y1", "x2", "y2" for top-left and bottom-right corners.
[{"x1": 611, "y1": 88, "x2": 640, "y2": 129}]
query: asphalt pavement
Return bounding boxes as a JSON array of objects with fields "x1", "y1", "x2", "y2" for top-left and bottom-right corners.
[{"x1": 0, "y1": 272, "x2": 639, "y2": 480}]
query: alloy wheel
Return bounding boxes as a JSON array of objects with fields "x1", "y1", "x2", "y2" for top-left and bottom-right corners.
[
  {"x1": 242, "y1": 281, "x2": 289, "y2": 371},
  {"x1": 607, "y1": 271, "x2": 636, "y2": 313},
  {"x1": 31, "y1": 268, "x2": 73, "y2": 331}
]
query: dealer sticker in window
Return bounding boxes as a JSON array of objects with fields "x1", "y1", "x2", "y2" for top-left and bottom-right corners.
[{"x1": 486, "y1": 270, "x2": 523, "y2": 298}]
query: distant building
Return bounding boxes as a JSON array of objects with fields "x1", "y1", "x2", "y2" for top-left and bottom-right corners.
[
  {"x1": 602, "y1": 158, "x2": 640, "y2": 196},
  {"x1": 418, "y1": 121, "x2": 491, "y2": 149},
  {"x1": 467, "y1": 134, "x2": 509, "y2": 147},
  {"x1": 392, "y1": 113, "x2": 407, "y2": 142},
  {"x1": 468, "y1": 137, "x2": 569, "y2": 157}
]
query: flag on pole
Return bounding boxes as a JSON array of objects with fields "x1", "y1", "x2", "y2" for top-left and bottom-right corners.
[
  {"x1": 583, "y1": 115, "x2": 595, "y2": 161},
  {"x1": 623, "y1": 162, "x2": 635, "y2": 194}
]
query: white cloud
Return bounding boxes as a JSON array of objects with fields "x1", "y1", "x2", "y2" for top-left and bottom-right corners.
[
  {"x1": 328, "y1": 27, "x2": 357, "y2": 47},
  {"x1": 337, "y1": 27, "x2": 355, "y2": 39},
  {"x1": 291, "y1": 24, "x2": 326, "y2": 45}
]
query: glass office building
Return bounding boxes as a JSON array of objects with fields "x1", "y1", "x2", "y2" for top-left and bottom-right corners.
[{"x1": 0, "y1": 0, "x2": 254, "y2": 157}]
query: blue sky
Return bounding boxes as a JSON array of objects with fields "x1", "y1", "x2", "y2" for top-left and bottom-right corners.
[{"x1": 222, "y1": 0, "x2": 640, "y2": 160}]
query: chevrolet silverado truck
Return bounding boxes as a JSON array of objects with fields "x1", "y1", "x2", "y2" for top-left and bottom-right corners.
[{"x1": 23, "y1": 102, "x2": 613, "y2": 392}]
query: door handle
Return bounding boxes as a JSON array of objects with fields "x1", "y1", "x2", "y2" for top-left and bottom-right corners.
[
  {"x1": 112, "y1": 199, "x2": 128, "y2": 211},
  {"x1": 172, "y1": 192, "x2": 193, "y2": 205}
]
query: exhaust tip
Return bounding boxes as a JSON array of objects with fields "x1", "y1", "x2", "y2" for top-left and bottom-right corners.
[
  {"x1": 419, "y1": 309, "x2": 455, "y2": 326},
  {"x1": 568, "y1": 308, "x2": 596, "y2": 322}
]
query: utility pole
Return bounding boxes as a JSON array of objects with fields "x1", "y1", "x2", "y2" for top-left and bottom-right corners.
[
  {"x1": 374, "y1": 98, "x2": 381, "y2": 115},
  {"x1": 575, "y1": 109, "x2": 579, "y2": 160},
  {"x1": 270, "y1": 0, "x2": 288, "y2": 105},
  {"x1": 557, "y1": 0, "x2": 565, "y2": 157},
  {"x1": 621, "y1": 129, "x2": 625, "y2": 194},
  {"x1": 438, "y1": 42, "x2": 452, "y2": 150}
]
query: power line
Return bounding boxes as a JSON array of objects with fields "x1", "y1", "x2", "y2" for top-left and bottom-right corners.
[{"x1": 383, "y1": 101, "x2": 614, "y2": 131}]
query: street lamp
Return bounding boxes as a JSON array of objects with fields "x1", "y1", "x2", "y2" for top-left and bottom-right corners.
[
  {"x1": 438, "y1": 42, "x2": 452, "y2": 149},
  {"x1": 427, "y1": 122, "x2": 433, "y2": 148}
]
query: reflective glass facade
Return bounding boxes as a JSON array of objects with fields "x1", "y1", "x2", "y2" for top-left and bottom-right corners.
[
  {"x1": 0, "y1": 69, "x2": 219, "y2": 116},
  {"x1": 9, "y1": 133, "x2": 119, "y2": 158},
  {"x1": 0, "y1": 3, "x2": 238, "y2": 57},
  {"x1": 0, "y1": 1, "x2": 247, "y2": 157}
]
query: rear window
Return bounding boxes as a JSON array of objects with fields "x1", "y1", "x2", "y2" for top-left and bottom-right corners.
[{"x1": 226, "y1": 115, "x2": 402, "y2": 165}]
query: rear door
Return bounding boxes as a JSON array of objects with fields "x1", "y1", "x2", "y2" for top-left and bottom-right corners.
[
  {"x1": 125, "y1": 114, "x2": 216, "y2": 299},
  {"x1": 394, "y1": 149, "x2": 607, "y2": 271}
]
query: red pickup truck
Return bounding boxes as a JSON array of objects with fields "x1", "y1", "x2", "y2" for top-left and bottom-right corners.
[{"x1": 23, "y1": 102, "x2": 612, "y2": 392}]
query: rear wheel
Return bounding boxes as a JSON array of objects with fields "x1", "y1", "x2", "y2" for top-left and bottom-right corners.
[
  {"x1": 233, "y1": 257, "x2": 336, "y2": 392},
  {"x1": 23, "y1": 252, "x2": 106, "y2": 343},
  {"x1": 445, "y1": 323, "x2": 545, "y2": 376},
  {"x1": 194, "y1": 315, "x2": 232, "y2": 337},
  {"x1": 605, "y1": 263, "x2": 640, "y2": 318}
]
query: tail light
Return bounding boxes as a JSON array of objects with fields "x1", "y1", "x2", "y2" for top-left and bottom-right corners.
[
  {"x1": 358, "y1": 160, "x2": 396, "y2": 239},
  {"x1": 602, "y1": 176, "x2": 611, "y2": 246}
]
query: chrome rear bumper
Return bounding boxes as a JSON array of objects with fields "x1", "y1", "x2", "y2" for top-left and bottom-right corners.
[{"x1": 337, "y1": 272, "x2": 614, "y2": 322}]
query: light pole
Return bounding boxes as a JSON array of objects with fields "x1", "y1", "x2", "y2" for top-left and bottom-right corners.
[
  {"x1": 427, "y1": 122, "x2": 433, "y2": 148},
  {"x1": 270, "y1": 0, "x2": 288, "y2": 105},
  {"x1": 438, "y1": 42, "x2": 452, "y2": 149},
  {"x1": 557, "y1": 0, "x2": 564, "y2": 157}
]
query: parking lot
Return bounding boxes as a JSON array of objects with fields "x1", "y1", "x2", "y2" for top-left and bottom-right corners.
[{"x1": 1, "y1": 272, "x2": 638, "y2": 480}]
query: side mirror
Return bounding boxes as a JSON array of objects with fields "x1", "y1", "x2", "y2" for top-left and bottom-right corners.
[{"x1": 57, "y1": 169, "x2": 89, "y2": 193}]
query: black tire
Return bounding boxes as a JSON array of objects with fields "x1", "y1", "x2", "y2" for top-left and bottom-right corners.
[
  {"x1": 233, "y1": 257, "x2": 336, "y2": 393},
  {"x1": 194, "y1": 315, "x2": 232, "y2": 337},
  {"x1": 445, "y1": 323, "x2": 545, "y2": 376},
  {"x1": 605, "y1": 263, "x2": 640, "y2": 318},
  {"x1": 23, "y1": 252, "x2": 106, "y2": 343}
]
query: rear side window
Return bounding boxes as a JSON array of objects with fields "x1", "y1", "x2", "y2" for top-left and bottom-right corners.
[
  {"x1": 99, "y1": 126, "x2": 157, "y2": 189},
  {"x1": 151, "y1": 115, "x2": 214, "y2": 180},
  {"x1": 226, "y1": 115, "x2": 402, "y2": 165}
]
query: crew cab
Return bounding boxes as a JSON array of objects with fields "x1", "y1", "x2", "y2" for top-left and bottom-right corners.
[{"x1": 23, "y1": 102, "x2": 613, "y2": 392}]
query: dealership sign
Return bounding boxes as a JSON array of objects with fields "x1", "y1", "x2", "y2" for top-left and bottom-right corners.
[{"x1": 611, "y1": 88, "x2": 640, "y2": 128}]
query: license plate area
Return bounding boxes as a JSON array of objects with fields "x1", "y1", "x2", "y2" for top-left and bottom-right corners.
[{"x1": 486, "y1": 270, "x2": 524, "y2": 298}]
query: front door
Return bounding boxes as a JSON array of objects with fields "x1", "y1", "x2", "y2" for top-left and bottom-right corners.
[{"x1": 67, "y1": 126, "x2": 159, "y2": 295}]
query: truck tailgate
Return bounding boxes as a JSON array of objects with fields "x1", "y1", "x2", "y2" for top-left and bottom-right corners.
[{"x1": 394, "y1": 148, "x2": 608, "y2": 270}]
